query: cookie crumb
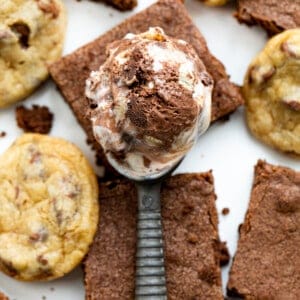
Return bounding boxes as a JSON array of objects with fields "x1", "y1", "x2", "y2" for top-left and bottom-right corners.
[
  {"x1": 0, "y1": 131, "x2": 6, "y2": 137},
  {"x1": 16, "y1": 105, "x2": 53, "y2": 134},
  {"x1": 222, "y1": 207, "x2": 230, "y2": 215}
]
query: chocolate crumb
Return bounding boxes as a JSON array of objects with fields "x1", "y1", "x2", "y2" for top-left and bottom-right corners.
[
  {"x1": 0, "y1": 131, "x2": 6, "y2": 137},
  {"x1": 219, "y1": 241, "x2": 230, "y2": 266},
  {"x1": 16, "y1": 105, "x2": 53, "y2": 134},
  {"x1": 101, "y1": 0, "x2": 137, "y2": 11},
  {"x1": 222, "y1": 207, "x2": 230, "y2": 215}
]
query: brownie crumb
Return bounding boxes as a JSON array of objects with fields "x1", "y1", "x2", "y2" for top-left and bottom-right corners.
[
  {"x1": 222, "y1": 207, "x2": 230, "y2": 215},
  {"x1": 16, "y1": 105, "x2": 53, "y2": 134},
  {"x1": 0, "y1": 131, "x2": 6, "y2": 137},
  {"x1": 219, "y1": 241, "x2": 230, "y2": 266},
  {"x1": 99, "y1": 0, "x2": 137, "y2": 11}
]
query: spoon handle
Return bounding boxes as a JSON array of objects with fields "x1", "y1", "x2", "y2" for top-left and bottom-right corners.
[{"x1": 135, "y1": 182, "x2": 167, "y2": 300}]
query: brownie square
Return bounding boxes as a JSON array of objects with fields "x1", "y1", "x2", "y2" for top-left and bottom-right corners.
[
  {"x1": 235, "y1": 0, "x2": 300, "y2": 36},
  {"x1": 227, "y1": 160, "x2": 300, "y2": 299},
  {"x1": 49, "y1": 0, "x2": 243, "y2": 176},
  {"x1": 84, "y1": 173, "x2": 228, "y2": 299}
]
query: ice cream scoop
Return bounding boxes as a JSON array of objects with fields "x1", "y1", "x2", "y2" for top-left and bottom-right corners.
[
  {"x1": 86, "y1": 27, "x2": 213, "y2": 181},
  {"x1": 86, "y1": 27, "x2": 213, "y2": 299}
]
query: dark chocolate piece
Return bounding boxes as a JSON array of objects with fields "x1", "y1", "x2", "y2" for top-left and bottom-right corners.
[
  {"x1": 84, "y1": 173, "x2": 227, "y2": 299},
  {"x1": 228, "y1": 160, "x2": 300, "y2": 299},
  {"x1": 49, "y1": 0, "x2": 243, "y2": 177}
]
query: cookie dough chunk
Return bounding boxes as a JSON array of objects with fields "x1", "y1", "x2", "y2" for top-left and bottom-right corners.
[
  {"x1": 243, "y1": 29, "x2": 300, "y2": 155},
  {"x1": 228, "y1": 160, "x2": 300, "y2": 299},
  {"x1": 200, "y1": 0, "x2": 228, "y2": 6},
  {"x1": 0, "y1": 134, "x2": 99, "y2": 281},
  {"x1": 0, "y1": 0, "x2": 67, "y2": 108}
]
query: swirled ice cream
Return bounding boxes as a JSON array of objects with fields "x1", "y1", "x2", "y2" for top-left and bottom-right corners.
[{"x1": 86, "y1": 27, "x2": 213, "y2": 179}]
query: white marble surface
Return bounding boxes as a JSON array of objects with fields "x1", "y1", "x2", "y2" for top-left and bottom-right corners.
[{"x1": 0, "y1": 0, "x2": 299, "y2": 299}]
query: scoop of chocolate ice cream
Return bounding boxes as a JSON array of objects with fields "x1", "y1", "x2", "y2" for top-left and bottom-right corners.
[{"x1": 86, "y1": 27, "x2": 213, "y2": 179}]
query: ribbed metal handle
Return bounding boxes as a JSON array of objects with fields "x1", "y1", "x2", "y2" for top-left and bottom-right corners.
[{"x1": 135, "y1": 182, "x2": 167, "y2": 300}]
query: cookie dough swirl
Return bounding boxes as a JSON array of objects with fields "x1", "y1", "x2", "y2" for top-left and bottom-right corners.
[
  {"x1": 0, "y1": 134, "x2": 99, "y2": 281},
  {"x1": 243, "y1": 29, "x2": 300, "y2": 155}
]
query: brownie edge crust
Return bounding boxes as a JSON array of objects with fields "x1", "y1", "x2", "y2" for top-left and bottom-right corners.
[
  {"x1": 228, "y1": 160, "x2": 300, "y2": 299},
  {"x1": 84, "y1": 173, "x2": 228, "y2": 299}
]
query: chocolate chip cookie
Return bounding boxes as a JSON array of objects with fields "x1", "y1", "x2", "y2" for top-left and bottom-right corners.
[
  {"x1": 0, "y1": 0, "x2": 66, "y2": 108},
  {"x1": 243, "y1": 29, "x2": 300, "y2": 155},
  {"x1": 0, "y1": 134, "x2": 99, "y2": 281}
]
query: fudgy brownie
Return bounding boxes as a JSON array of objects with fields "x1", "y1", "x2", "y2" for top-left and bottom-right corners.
[
  {"x1": 84, "y1": 173, "x2": 229, "y2": 299},
  {"x1": 49, "y1": 0, "x2": 243, "y2": 176},
  {"x1": 100, "y1": 0, "x2": 137, "y2": 11},
  {"x1": 0, "y1": 291, "x2": 9, "y2": 300},
  {"x1": 16, "y1": 105, "x2": 53, "y2": 134},
  {"x1": 228, "y1": 160, "x2": 300, "y2": 299},
  {"x1": 235, "y1": 0, "x2": 300, "y2": 36}
]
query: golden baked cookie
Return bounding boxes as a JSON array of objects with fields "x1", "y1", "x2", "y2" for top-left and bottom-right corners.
[
  {"x1": 0, "y1": 0, "x2": 67, "y2": 108},
  {"x1": 243, "y1": 29, "x2": 300, "y2": 155},
  {"x1": 200, "y1": 0, "x2": 228, "y2": 6},
  {"x1": 0, "y1": 134, "x2": 99, "y2": 281}
]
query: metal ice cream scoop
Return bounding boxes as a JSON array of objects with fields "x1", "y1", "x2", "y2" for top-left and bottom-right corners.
[
  {"x1": 85, "y1": 27, "x2": 214, "y2": 300},
  {"x1": 132, "y1": 161, "x2": 182, "y2": 300}
]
